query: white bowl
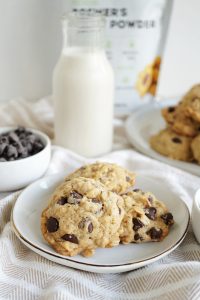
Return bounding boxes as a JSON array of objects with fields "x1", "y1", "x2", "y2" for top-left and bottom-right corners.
[
  {"x1": 192, "y1": 189, "x2": 200, "y2": 243},
  {"x1": 0, "y1": 127, "x2": 51, "y2": 192}
]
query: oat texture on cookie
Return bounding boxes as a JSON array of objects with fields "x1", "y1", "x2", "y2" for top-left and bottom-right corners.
[
  {"x1": 41, "y1": 177, "x2": 124, "y2": 257},
  {"x1": 65, "y1": 162, "x2": 135, "y2": 194}
]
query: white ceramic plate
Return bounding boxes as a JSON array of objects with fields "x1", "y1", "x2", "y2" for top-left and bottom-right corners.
[
  {"x1": 11, "y1": 171, "x2": 190, "y2": 273},
  {"x1": 125, "y1": 100, "x2": 200, "y2": 176}
]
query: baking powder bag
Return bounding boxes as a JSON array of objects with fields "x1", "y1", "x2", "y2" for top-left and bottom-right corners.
[{"x1": 64, "y1": 0, "x2": 173, "y2": 114}]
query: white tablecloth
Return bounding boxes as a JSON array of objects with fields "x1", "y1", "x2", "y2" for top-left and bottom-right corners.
[{"x1": 0, "y1": 97, "x2": 200, "y2": 300}]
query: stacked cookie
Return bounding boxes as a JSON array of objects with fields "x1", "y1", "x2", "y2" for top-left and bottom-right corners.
[
  {"x1": 150, "y1": 84, "x2": 200, "y2": 163},
  {"x1": 41, "y1": 162, "x2": 174, "y2": 257}
]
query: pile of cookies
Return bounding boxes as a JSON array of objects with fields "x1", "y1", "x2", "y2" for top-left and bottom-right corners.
[
  {"x1": 150, "y1": 84, "x2": 200, "y2": 163},
  {"x1": 41, "y1": 162, "x2": 174, "y2": 257}
]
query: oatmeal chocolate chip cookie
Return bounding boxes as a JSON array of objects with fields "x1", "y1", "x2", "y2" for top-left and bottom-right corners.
[
  {"x1": 65, "y1": 162, "x2": 135, "y2": 194},
  {"x1": 191, "y1": 135, "x2": 200, "y2": 164},
  {"x1": 162, "y1": 106, "x2": 200, "y2": 137},
  {"x1": 150, "y1": 128, "x2": 193, "y2": 161},
  {"x1": 179, "y1": 84, "x2": 200, "y2": 122},
  {"x1": 120, "y1": 189, "x2": 174, "y2": 244},
  {"x1": 41, "y1": 177, "x2": 124, "y2": 257}
]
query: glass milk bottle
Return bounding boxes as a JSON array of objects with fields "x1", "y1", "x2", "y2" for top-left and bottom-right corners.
[{"x1": 53, "y1": 13, "x2": 114, "y2": 157}]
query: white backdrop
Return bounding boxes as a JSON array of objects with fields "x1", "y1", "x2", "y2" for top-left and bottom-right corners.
[
  {"x1": 0, "y1": 0, "x2": 199, "y2": 102},
  {"x1": 157, "y1": 0, "x2": 200, "y2": 98}
]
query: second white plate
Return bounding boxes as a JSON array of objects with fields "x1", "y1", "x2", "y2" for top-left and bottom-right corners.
[
  {"x1": 11, "y1": 171, "x2": 190, "y2": 273},
  {"x1": 125, "y1": 100, "x2": 200, "y2": 176}
]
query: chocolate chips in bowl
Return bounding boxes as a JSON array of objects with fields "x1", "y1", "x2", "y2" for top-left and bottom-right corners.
[
  {"x1": 0, "y1": 127, "x2": 45, "y2": 162},
  {"x1": 0, "y1": 126, "x2": 51, "y2": 191}
]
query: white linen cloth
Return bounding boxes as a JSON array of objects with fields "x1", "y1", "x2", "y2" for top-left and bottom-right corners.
[{"x1": 0, "y1": 97, "x2": 200, "y2": 300}]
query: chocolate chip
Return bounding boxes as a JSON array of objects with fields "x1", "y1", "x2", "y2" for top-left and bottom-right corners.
[
  {"x1": 0, "y1": 127, "x2": 45, "y2": 162},
  {"x1": 15, "y1": 141, "x2": 24, "y2": 155},
  {"x1": 144, "y1": 207, "x2": 157, "y2": 220},
  {"x1": 146, "y1": 227, "x2": 163, "y2": 240},
  {"x1": 57, "y1": 197, "x2": 68, "y2": 205},
  {"x1": 134, "y1": 233, "x2": 143, "y2": 241},
  {"x1": 9, "y1": 132, "x2": 19, "y2": 144},
  {"x1": 0, "y1": 136, "x2": 8, "y2": 144},
  {"x1": 20, "y1": 147, "x2": 28, "y2": 158},
  {"x1": 0, "y1": 143, "x2": 7, "y2": 155},
  {"x1": 8, "y1": 157, "x2": 15, "y2": 161},
  {"x1": 19, "y1": 133, "x2": 26, "y2": 141},
  {"x1": 78, "y1": 217, "x2": 87, "y2": 229},
  {"x1": 161, "y1": 212, "x2": 174, "y2": 225},
  {"x1": 172, "y1": 137, "x2": 182, "y2": 144},
  {"x1": 27, "y1": 134, "x2": 37, "y2": 144},
  {"x1": 118, "y1": 207, "x2": 121, "y2": 215},
  {"x1": 6, "y1": 145, "x2": 18, "y2": 158},
  {"x1": 67, "y1": 191, "x2": 83, "y2": 204},
  {"x1": 88, "y1": 222, "x2": 93, "y2": 233},
  {"x1": 27, "y1": 142, "x2": 33, "y2": 153},
  {"x1": 91, "y1": 198, "x2": 101, "y2": 203},
  {"x1": 133, "y1": 188, "x2": 140, "y2": 192},
  {"x1": 26, "y1": 130, "x2": 32, "y2": 136},
  {"x1": 32, "y1": 141, "x2": 44, "y2": 154},
  {"x1": 132, "y1": 218, "x2": 144, "y2": 231},
  {"x1": 46, "y1": 217, "x2": 59, "y2": 232},
  {"x1": 14, "y1": 127, "x2": 25, "y2": 135},
  {"x1": 126, "y1": 176, "x2": 130, "y2": 182},
  {"x1": 0, "y1": 157, "x2": 7, "y2": 162},
  {"x1": 61, "y1": 234, "x2": 79, "y2": 244},
  {"x1": 71, "y1": 191, "x2": 82, "y2": 199},
  {"x1": 168, "y1": 106, "x2": 175, "y2": 113},
  {"x1": 20, "y1": 139, "x2": 27, "y2": 147}
]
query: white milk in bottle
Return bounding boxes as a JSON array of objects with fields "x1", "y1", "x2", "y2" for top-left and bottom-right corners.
[{"x1": 53, "y1": 13, "x2": 114, "y2": 157}]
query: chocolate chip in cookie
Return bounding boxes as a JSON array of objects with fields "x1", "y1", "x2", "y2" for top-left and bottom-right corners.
[
  {"x1": 161, "y1": 212, "x2": 174, "y2": 226},
  {"x1": 171, "y1": 137, "x2": 182, "y2": 144},
  {"x1": 144, "y1": 207, "x2": 157, "y2": 220},
  {"x1": 132, "y1": 218, "x2": 144, "y2": 231},
  {"x1": 91, "y1": 198, "x2": 101, "y2": 204},
  {"x1": 57, "y1": 196, "x2": 68, "y2": 205},
  {"x1": 134, "y1": 233, "x2": 143, "y2": 241},
  {"x1": 67, "y1": 191, "x2": 83, "y2": 204},
  {"x1": 46, "y1": 217, "x2": 59, "y2": 232},
  {"x1": 61, "y1": 234, "x2": 79, "y2": 244},
  {"x1": 146, "y1": 227, "x2": 163, "y2": 240},
  {"x1": 168, "y1": 106, "x2": 176, "y2": 113},
  {"x1": 78, "y1": 218, "x2": 88, "y2": 229},
  {"x1": 133, "y1": 188, "x2": 141, "y2": 192},
  {"x1": 88, "y1": 222, "x2": 93, "y2": 233}
]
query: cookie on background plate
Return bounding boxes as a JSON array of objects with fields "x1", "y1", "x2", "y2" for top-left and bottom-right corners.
[
  {"x1": 191, "y1": 135, "x2": 200, "y2": 164},
  {"x1": 41, "y1": 177, "x2": 124, "y2": 257},
  {"x1": 150, "y1": 128, "x2": 193, "y2": 161},
  {"x1": 162, "y1": 106, "x2": 200, "y2": 137},
  {"x1": 120, "y1": 189, "x2": 174, "y2": 244},
  {"x1": 65, "y1": 162, "x2": 135, "y2": 194},
  {"x1": 179, "y1": 84, "x2": 200, "y2": 122}
]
